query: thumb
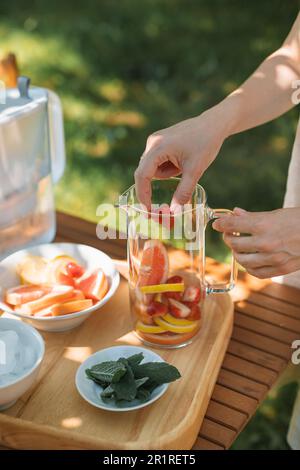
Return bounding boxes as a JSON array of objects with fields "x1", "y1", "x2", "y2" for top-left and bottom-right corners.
[
  {"x1": 170, "y1": 170, "x2": 200, "y2": 212},
  {"x1": 233, "y1": 207, "x2": 247, "y2": 215}
]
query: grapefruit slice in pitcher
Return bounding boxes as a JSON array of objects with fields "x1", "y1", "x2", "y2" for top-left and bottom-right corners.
[{"x1": 137, "y1": 240, "x2": 169, "y2": 287}]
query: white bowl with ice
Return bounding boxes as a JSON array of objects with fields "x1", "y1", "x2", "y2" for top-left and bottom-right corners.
[{"x1": 0, "y1": 318, "x2": 44, "y2": 410}]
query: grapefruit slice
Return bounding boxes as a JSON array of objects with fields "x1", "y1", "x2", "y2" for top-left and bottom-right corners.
[
  {"x1": 31, "y1": 290, "x2": 85, "y2": 317},
  {"x1": 5, "y1": 285, "x2": 50, "y2": 306},
  {"x1": 69, "y1": 289, "x2": 85, "y2": 301},
  {"x1": 33, "y1": 306, "x2": 53, "y2": 317},
  {"x1": 137, "y1": 240, "x2": 169, "y2": 287},
  {"x1": 76, "y1": 269, "x2": 108, "y2": 301},
  {"x1": 51, "y1": 299, "x2": 93, "y2": 316},
  {"x1": 16, "y1": 285, "x2": 74, "y2": 315},
  {"x1": 138, "y1": 330, "x2": 197, "y2": 346},
  {"x1": 132, "y1": 304, "x2": 154, "y2": 325},
  {"x1": 46, "y1": 255, "x2": 77, "y2": 286}
]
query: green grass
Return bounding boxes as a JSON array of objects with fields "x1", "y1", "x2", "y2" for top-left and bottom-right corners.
[{"x1": 1, "y1": 0, "x2": 299, "y2": 449}]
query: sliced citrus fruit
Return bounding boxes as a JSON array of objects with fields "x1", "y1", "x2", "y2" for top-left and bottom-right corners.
[
  {"x1": 32, "y1": 290, "x2": 85, "y2": 317},
  {"x1": 133, "y1": 304, "x2": 154, "y2": 325},
  {"x1": 51, "y1": 299, "x2": 93, "y2": 316},
  {"x1": 46, "y1": 255, "x2": 77, "y2": 286},
  {"x1": 137, "y1": 240, "x2": 169, "y2": 287},
  {"x1": 33, "y1": 306, "x2": 53, "y2": 317},
  {"x1": 162, "y1": 313, "x2": 196, "y2": 326},
  {"x1": 66, "y1": 262, "x2": 84, "y2": 278},
  {"x1": 138, "y1": 330, "x2": 196, "y2": 346},
  {"x1": 69, "y1": 289, "x2": 85, "y2": 301},
  {"x1": 5, "y1": 285, "x2": 50, "y2": 306},
  {"x1": 140, "y1": 282, "x2": 184, "y2": 294},
  {"x1": 16, "y1": 285, "x2": 74, "y2": 315},
  {"x1": 135, "y1": 321, "x2": 167, "y2": 334},
  {"x1": 154, "y1": 316, "x2": 198, "y2": 333},
  {"x1": 17, "y1": 256, "x2": 49, "y2": 285},
  {"x1": 76, "y1": 269, "x2": 108, "y2": 301}
]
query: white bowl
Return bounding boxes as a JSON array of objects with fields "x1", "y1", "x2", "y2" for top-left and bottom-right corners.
[
  {"x1": 0, "y1": 317, "x2": 44, "y2": 410},
  {"x1": 76, "y1": 345, "x2": 169, "y2": 412},
  {"x1": 0, "y1": 243, "x2": 120, "y2": 332}
]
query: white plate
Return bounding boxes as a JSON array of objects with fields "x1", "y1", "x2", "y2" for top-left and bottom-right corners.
[
  {"x1": 75, "y1": 345, "x2": 169, "y2": 412},
  {"x1": 0, "y1": 243, "x2": 120, "y2": 332}
]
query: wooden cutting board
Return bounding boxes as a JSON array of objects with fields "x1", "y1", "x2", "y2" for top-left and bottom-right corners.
[{"x1": 0, "y1": 278, "x2": 233, "y2": 450}]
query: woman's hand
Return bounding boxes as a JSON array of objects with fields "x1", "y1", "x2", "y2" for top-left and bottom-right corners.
[
  {"x1": 213, "y1": 207, "x2": 300, "y2": 279},
  {"x1": 134, "y1": 107, "x2": 230, "y2": 211}
]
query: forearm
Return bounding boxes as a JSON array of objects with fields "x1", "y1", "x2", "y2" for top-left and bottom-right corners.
[{"x1": 211, "y1": 13, "x2": 300, "y2": 138}]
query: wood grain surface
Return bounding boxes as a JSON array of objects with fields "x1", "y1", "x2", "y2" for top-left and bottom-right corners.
[
  {"x1": 0, "y1": 280, "x2": 233, "y2": 450},
  {"x1": 1, "y1": 211, "x2": 300, "y2": 450}
]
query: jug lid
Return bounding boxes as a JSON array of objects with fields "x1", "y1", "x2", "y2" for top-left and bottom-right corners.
[{"x1": 0, "y1": 76, "x2": 47, "y2": 122}]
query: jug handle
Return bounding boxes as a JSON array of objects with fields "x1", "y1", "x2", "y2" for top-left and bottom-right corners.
[
  {"x1": 47, "y1": 90, "x2": 65, "y2": 183},
  {"x1": 205, "y1": 208, "x2": 238, "y2": 294}
]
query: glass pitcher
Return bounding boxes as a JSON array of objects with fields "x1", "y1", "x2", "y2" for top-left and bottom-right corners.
[
  {"x1": 0, "y1": 76, "x2": 65, "y2": 260},
  {"x1": 120, "y1": 178, "x2": 237, "y2": 349}
]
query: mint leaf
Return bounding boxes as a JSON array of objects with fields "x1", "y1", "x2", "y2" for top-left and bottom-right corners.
[
  {"x1": 111, "y1": 363, "x2": 137, "y2": 401},
  {"x1": 142, "y1": 379, "x2": 160, "y2": 393},
  {"x1": 101, "y1": 384, "x2": 114, "y2": 398},
  {"x1": 135, "y1": 377, "x2": 149, "y2": 389},
  {"x1": 134, "y1": 362, "x2": 181, "y2": 384},
  {"x1": 85, "y1": 369, "x2": 107, "y2": 387},
  {"x1": 86, "y1": 361, "x2": 126, "y2": 383},
  {"x1": 137, "y1": 387, "x2": 151, "y2": 402},
  {"x1": 127, "y1": 352, "x2": 144, "y2": 368}
]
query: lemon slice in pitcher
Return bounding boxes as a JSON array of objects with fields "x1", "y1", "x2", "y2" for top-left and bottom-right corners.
[
  {"x1": 140, "y1": 283, "x2": 184, "y2": 294},
  {"x1": 154, "y1": 317, "x2": 198, "y2": 334},
  {"x1": 136, "y1": 321, "x2": 167, "y2": 334}
]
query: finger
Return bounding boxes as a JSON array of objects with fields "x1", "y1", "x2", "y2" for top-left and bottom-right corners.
[
  {"x1": 154, "y1": 161, "x2": 181, "y2": 179},
  {"x1": 233, "y1": 207, "x2": 247, "y2": 215},
  {"x1": 234, "y1": 251, "x2": 288, "y2": 269},
  {"x1": 246, "y1": 258, "x2": 299, "y2": 279},
  {"x1": 170, "y1": 167, "x2": 200, "y2": 212},
  {"x1": 247, "y1": 266, "x2": 280, "y2": 279},
  {"x1": 213, "y1": 213, "x2": 254, "y2": 234},
  {"x1": 223, "y1": 234, "x2": 259, "y2": 253},
  {"x1": 134, "y1": 148, "x2": 167, "y2": 209}
]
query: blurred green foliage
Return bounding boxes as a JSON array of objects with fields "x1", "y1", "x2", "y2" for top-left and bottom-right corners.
[{"x1": 1, "y1": 0, "x2": 299, "y2": 449}]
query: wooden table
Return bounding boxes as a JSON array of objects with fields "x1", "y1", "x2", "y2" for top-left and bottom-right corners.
[{"x1": 2, "y1": 211, "x2": 300, "y2": 450}]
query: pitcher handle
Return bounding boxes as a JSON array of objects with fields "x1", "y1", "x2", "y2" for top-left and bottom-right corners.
[{"x1": 205, "y1": 207, "x2": 238, "y2": 294}]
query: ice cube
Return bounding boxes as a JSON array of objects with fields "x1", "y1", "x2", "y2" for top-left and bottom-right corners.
[
  {"x1": 23, "y1": 345, "x2": 36, "y2": 369},
  {"x1": 0, "y1": 330, "x2": 20, "y2": 375}
]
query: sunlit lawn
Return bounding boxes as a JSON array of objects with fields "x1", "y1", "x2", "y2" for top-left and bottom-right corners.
[{"x1": 0, "y1": 0, "x2": 299, "y2": 449}]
